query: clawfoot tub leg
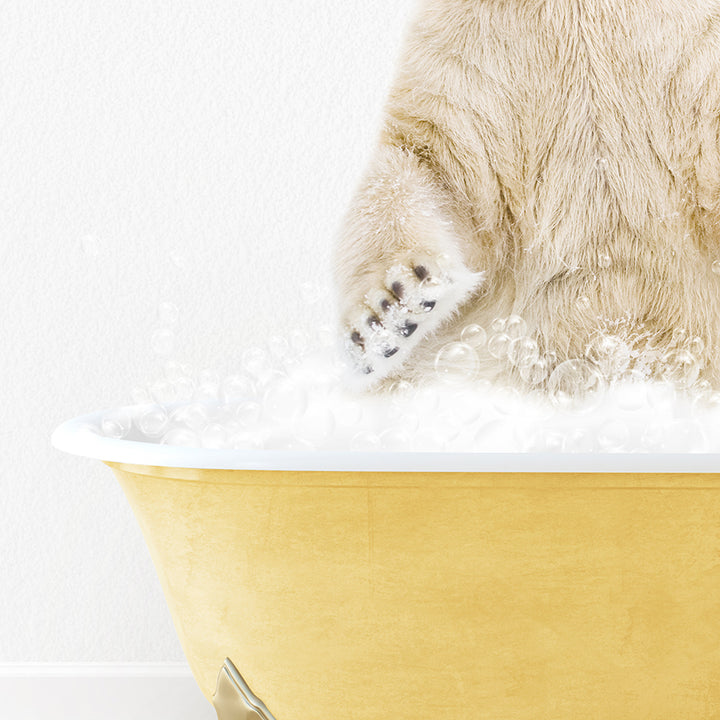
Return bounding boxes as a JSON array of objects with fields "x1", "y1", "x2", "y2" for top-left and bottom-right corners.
[{"x1": 213, "y1": 659, "x2": 277, "y2": 720}]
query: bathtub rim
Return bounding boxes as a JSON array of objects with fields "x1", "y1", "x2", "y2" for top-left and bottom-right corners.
[{"x1": 52, "y1": 406, "x2": 720, "y2": 473}]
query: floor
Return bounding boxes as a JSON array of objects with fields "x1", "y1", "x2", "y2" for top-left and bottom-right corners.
[{"x1": 0, "y1": 675, "x2": 216, "y2": 720}]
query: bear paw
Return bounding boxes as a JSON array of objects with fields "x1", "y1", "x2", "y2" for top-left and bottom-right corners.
[{"x1": 340, "y1": 253, "x2": 485, "y2": 385}]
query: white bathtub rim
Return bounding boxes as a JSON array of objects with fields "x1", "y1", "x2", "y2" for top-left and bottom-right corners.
[{"x1": 52, "y1": 407, "x2": 720, "y2": 473}]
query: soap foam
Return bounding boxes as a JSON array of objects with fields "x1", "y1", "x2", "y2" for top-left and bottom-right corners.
[
  {"x1": 100, "y1": 333, "x2": 720, "y2": 454},
  {"x1": 99, "y1": 299, "x2": 720, "y2": 453}
]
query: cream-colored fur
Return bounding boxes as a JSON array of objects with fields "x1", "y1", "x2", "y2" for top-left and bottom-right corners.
[{"x1": 332, "y1": 0, "x2": 720, "y2": 391}]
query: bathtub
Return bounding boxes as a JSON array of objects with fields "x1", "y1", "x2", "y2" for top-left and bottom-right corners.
[{"x1": 53, "y1": 407, "x2": 720, "y2": 720}]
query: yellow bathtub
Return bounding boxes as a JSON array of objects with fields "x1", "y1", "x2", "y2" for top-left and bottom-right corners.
[{"x1": 53, "y1": 409, "x2": 720, "y2": 720}]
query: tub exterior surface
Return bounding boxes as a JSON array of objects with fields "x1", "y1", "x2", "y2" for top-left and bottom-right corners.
[{"x1": 108, "y1": 463, "x2": 720, "y2": 720}]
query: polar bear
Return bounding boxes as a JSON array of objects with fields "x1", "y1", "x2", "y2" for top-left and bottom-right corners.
[{"x1": 332, "y1": 0, "x2": 720, "y2": 392}]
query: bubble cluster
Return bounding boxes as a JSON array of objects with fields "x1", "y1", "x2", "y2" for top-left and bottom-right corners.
[
  {"x1": 437, "y1": 314, "x2": 710, "y2": 414},
  {"x1": 92, "y1": 291, "x2": 720, "y2": 454}
]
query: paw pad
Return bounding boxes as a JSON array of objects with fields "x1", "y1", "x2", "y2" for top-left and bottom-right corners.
[
  {"x1": 413, "y1": 265, "x2": 429, "y2": 280},
  {"x1": 398, "y1": 321, "x2": 418, "y2": 337}
]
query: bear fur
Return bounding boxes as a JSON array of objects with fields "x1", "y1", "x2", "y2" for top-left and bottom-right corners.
[{"x1": 332, "y1": 0, "x2": 720, "y2": 392}]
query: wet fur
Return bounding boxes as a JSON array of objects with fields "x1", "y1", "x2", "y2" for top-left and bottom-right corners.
[{"x1": 332, "y1": 0, "x2": 720, "y2": 390}]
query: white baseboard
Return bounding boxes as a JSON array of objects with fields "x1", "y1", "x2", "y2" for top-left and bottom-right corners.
[{"x1": 0, "y1": 663, "x2": 216, "y2": 720}]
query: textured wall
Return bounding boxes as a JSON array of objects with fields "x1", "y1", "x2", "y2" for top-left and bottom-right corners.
[{"x1": 0, "y1": 0, "x2": 415, "y2": 661}]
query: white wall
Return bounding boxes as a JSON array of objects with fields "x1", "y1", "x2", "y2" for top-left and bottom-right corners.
[{"x1": 0, "y1": 0, "x2": 416, "y2": 668}]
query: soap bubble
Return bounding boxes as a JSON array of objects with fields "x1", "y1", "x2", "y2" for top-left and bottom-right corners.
[
  {"x1": 597, "y1": 420, "x2": 629, "y2": 451},
  {"x1": 171, "y1": 402, "x2": 209, "y2": 431},
  {"x1": 641, "y1": 423, "x2": 665, "y2": 450},
  {"x1": 235, "y1": 400, "x2": 262, "y2": 428},
  {"x1": 196, "y1": 381, "x2": 220, "y2": 402},
  {"x1": 264, "y1": 377, "x2": 308, "y2": 421},
  {"x1": 150, "y1": 378, "x2": 177, "y2": 404},
  {"x1": 220, "y1": 419, "x2": 243, "y2": 438},
  {"x1": 473, "y1": 418, "x2": 520, "y2": 452},
  {"x1": 505, "y1": 314, "x2": 527, "y2": 340},
  {"x1": 487, "y1": 333, "x2": 511, "y2": 359},
  {"x1": 199, "y1": 368, "x2": 220, "y2": 386},
  {"x1": 221, "y1": 374, "x2": 255, "y2": 404},
  {"x1": 137, "y1": 405, "x2": 169, "y2": 437},
  {"x1": 410, "y1": 430, "x2": 445, "y2": 452},
  {"x1": 388, "y1": 396, "x2": 420, "y2": 425},
  {"x1": 130, "y1": 385, "x2": 151, "y2": 405},
  {"x1": 460, "y1": 324, "x2": 487, "y2": 349},
  {"x1": 412, "y1": 385, "x2": 442, "y2": 413},
  {"x1": 490, "y1": 317, "x2": 506, "y2": 333},
  {"x1": 688, "y1": 336, "x2": 705, "y2": 356},
  {"x1": 647, "y1": 381, "x2": 677, "y2": 409},
  {"x1": 157, "y1": 301, "x2": 179, "y2": 325},
  {"x1": 351, "y1": 431, "x2": 382, "y2": 451},
  {"x1": 526, "y1": 428, "x2": 566, "y2": 452},
  {"x1": 598, "y1": 251, "x2": 612, "y2": 268},
  {"x1": 78, "y1": 422, "x2": 103, "y2": 435},
  {"x1": 662, "y1": 349, "x2": 700, "y2": 389},
  {"x1": 614, "y1": 374, "x2": 649, "y2": 411},
  {"x1": 255, "y1": 367, "x2": 289, "y2": 392},
  {"x1": 508, "y1": 336, "x2": 539, "y2": 367},
  {"x1": 163, "y1": 360, "x2": 192, "y2": 383},
  {"x1": 201, "y1": 423, "x2": 228, "y2": 449},
  {"x1": 268, "y1": 335, "x2": 290, "y2": 361},
  {"x1": 670, "y1": 328, "x2": 688, "y2": 348},
  {"x1": 664, "y1": 420, "x2": 706, "y2": 452},
  {"x1": 519, "y1": 356, "x2": 550, "y2": 386},
  {"x1": 242, "y1": 347, "x2": 268, "y2": 376},
  {"x1": 174, "y1": 377, "x2": 195, "y2": 403},
  {"x1": 336, "y1": 399, "x2": 364, "y2": 426},
  {"x1": 585, "y1": 333, "x2": 631, "y2": 378},
  {"x1": 692, "y1": 389, "x2": 720, "y2": 414},
  {"x1": 229, "y1": 432, "x2": 264, "y2": 450},
  {"x1": 379, "y1": 427, "x2": 413, "y2": 449},
  {"x1": 101, "y1": 409, "x2": 132, "y2": 439},
  {"x1": 279, "y1": 438, "x2": 316, "y2": 451},
  {"x1": 442, "y1": 390, "x2": 482, "y2": 425},
  {"x1": 713, "y1": 260, "x2": 720, "y2": 275},
  {"x1": 489, "y1": 386, "x2": 522, "y2": 416},
  {"x1": 645, "y1": 420, "x2": 706, "y2": 452},
  {"x1": 288, "y1": 329, "x2": 309, "y2": 356},
  {"x1": 295, "y1": 406, "x2": 336, "y2": 445},
  {"x1": 388, "y1": 379, "x2": 413, "y2": 396},
  {"x1": 566, "y1": 428, "x2": 595, "y2": 452},
  {"x1": 161, "y1": 428, "x2": 199, "y2": 447},
  {"x1": 151, "y1": 328, "x2": 175, "y2": 357},
  {"x1": 434, "y1": 342, "x2": 480, "y2": 384},
  {"x1": 548, "y1": 359, "x2": 606, "y2": 411}
]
